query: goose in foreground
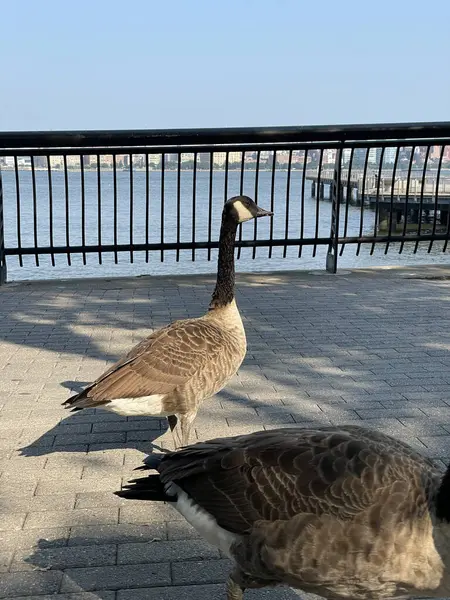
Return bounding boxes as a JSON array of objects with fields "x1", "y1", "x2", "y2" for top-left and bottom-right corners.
[
  {"x1": 63, "y1": 196, "x2": 272, "y2": 448},
  {"x1": 116, "y1": 425, "x2": 450, "y2": 600}
]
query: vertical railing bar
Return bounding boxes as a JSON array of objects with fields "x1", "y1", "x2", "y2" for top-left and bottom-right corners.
[
  {"x1": 399, "y1": 146, "x2": 416, "y2": 254},
  {"x1": 14, "y1": 156, "x2": 23, "y2": 267},
  {"x1": 192, "y1": 152, "x2": 197, "y2": 261},
  {"x1": 339, "y1": 148, "x2": 355, "y2": 256},
  {"x1": 46, "y1": 155, "x2": 55, "y2": 267},
  {"x1": 224, "y1": 152, "x2": 229, "y2": 204},
  {"x1": 207, "y1": 151, "x2": 213, "y2": 261},
  {"x1": 81, "y1": 159, "x2": 90, "y2": 265},
  {"x1": 384, "y1": 147, "x2": 400, "y2": 254},
  {"x1": 0, "y1": 165, "x2": 6, "y2": 284},
  {"x1": 145, "y1": 153, "x2": 150, "y2": 263},
  {"x1": 252, "y1": 150, "x2": 261, "y2": 259},
  {"x1": 31, "y1": 156, "x2": 39, "y2": 266},
  {"x1": 113, "y1": 154, "x2": 118, "y2": 264},
  {"x1": 160, "y1": 153, "x2": 165, "y2": 262},
  {"x1": 370, "y1": 147, "x2": 385, "y2": 255},
  {"x1": 176, "y1": 153, "x2": 181, "y2": 262},
  {"x1": 443, "y1": 146, "x2": 450, "y2": 253},
  {"x1": 413, "y1": 146, "x2": 430, "y2": 254},
  {"x1": 356, "y1": 148, "x2": 370, "y2": 256},
  {"x1": 298, "y1": 149, "x2": 307, "y2": 258},
  {"x1": 237, "y1": 151, "x2": 245, "y2": 259},
  {"x1": 313, "y1": 149, "x2": 324, "y2": 257},
  {"x1": 269, "y1": 151, "x2": 277, "y2": 259},
  {"x1": 326, "y1": 147, "x2": 342, "y2": 273},
  {"x1": 129, "y1": 154, "x2": 134, "y2": 263},
  {"x1": 428, "y1": 145, "x2": 445, "y2": 253},
  {"x1": 283, "y1": 149, "x2": 293, "y2": 258},
  {"x1": 62, "y1": 155, "x2": 69, "y2": 266},
  {"x1": 96, "y1": 155, "x2": 102, "y2": 264},
  {"x1": 80, "y1": 156, "x2": 87, "y2": 265}
]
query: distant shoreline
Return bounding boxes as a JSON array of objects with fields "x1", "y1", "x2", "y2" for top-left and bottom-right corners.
[
  {"x1": 1, "y1": 166, "x2": 447, "y2": 174},
  {"x1": 0, "y1": 166, "x2": 299, "y2": 173}
]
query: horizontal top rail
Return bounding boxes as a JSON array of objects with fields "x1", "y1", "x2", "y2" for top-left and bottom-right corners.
[{"x1": 2, "y1": 121, "x2": 450, "y2": 150}]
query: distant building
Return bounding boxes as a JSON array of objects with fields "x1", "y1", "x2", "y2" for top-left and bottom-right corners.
[
  {"x1": 368, "y1": 148, "x2": 379, "y2": 164},
  {"x1": 291, "y1": 151, "x2": 304, "y2": 164},
  {"x1": 323, "y1": 149, "x2": 337, "y2": 165},
  {"x1": 50, "y1": 156, "x2": 63, "y2": 168},
  {"x1": 17, "y1": 157, "x2": 31, "y2": 168},
  {"x1": 276, "y1": 151, "x2": 290, "y2": 164},
  {"x1": 384, "y1": 147, "x2": 397, "y2": 164},
  {"x1": 229, "y1": 152, "x2": 243, "y2": 164},
  {"x1": 430, "y1": 146, "x2": 443, "y2": 159},
  {"x1": 213, "y1": 152, "x2": 226, "y2": 166},
  {"x1": 308, "y1": 150, "x2": 321, "y2": 164},
  {"x1": 114, "y1": 154, "x2": 129, "y2": 167},
  {"x1": 131, "y1": 154, "x2": 145, "y2": 167},
  {"x1": 100, "y1": 155, "x2": 114, "y2": 167},
  {"x1": 342, "y1": 148, "x2": 353, "y2": 164},
  {"x1": 213, "y1": 152, "x2": 243, "y2": 166},
  {"x1": 66, "y1": 155, "x2": 81, "y2": 168},
  {"x1": 33, "y1": 156, "x2": 47, "y2": 168}
]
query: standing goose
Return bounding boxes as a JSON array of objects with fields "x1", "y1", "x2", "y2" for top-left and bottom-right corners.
[
  {"x1": 117, "y1": 425, "x2": 450, "y2": 600},
  {"x1": 63, "y1": 196, "x2": 272, "y2": 448}
]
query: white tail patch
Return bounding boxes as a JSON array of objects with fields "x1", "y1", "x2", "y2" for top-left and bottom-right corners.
[
  {"x1": 167, "y1": 482, "x2": 238, "y2": 556},
  {"x1": 234, "y1": 200, "x2": 254, "y2": 223},
  {"x1": 105, "y1": 394, "x2": 169, "y2": 416}
]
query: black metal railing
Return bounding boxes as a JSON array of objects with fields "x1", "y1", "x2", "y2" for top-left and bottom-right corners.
[{"x1": 1, "y1": 121, "x2": 450, "y2": 284}]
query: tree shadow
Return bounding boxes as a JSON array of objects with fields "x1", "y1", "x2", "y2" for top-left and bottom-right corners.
[
  {"x1": 21, "y1": 535, "x2": 307, "y2": 599},
  {"x1": 0, "y1": 274, "x2": 211, "y2": 363},
  {"x1": 10, "y1": 267, "x2": 450, "y2": 463}
]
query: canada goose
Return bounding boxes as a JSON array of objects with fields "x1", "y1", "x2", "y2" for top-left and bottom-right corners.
[
  {"x1": 116, "y1": 425, "x2": 450, "y2": 600},
  {"x1": 62, "y1": 196, "x2": 272, "y2": 448}
]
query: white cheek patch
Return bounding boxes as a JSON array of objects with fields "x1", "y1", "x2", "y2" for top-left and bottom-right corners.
[{"x1": 234, "y1": 200, "x2": 254, "y2": 222}]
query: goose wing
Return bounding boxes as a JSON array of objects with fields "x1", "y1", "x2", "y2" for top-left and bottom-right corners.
[
  {"x1": 156, "y1": 426, "x2": 435, "y2": 535},
  {"x1": 64, "y1": 318, "x2": 230, "y2": 409}
]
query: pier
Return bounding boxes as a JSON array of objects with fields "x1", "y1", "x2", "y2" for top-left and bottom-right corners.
[{"x1": 307, "y1": 170, "x2": 450, "y2": 233}]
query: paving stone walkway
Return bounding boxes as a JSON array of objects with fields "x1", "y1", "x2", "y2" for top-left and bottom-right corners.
[{"x1": 2, "y1": 264, "x2": 450, "y2": 599}]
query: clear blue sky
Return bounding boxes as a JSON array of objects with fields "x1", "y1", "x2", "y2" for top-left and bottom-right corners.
[{"x1": 1, "y1": 0, "x2": 449, "y2": 131}]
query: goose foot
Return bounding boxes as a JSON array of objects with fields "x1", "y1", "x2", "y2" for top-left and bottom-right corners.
[{"x1": 226, "y1": 575, "x2": 245, "y2": 600}]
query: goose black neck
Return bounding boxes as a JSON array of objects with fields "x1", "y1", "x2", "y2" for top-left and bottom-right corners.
[
  {"x1": 209, "y1": 214, "x2": 238, "y2": 309},
  {"x1": 436, "y1": 466, "x2": 450, "y2": 521}
]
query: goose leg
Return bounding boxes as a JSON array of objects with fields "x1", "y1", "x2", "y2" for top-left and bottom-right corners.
[
  {"x1": 227, "y1": 568, "x2": 272, "y2": 597},
  {"x1": 168, "y1": 412, "x2": 197, "y2": 449},
  {"x1": 226, "y1": 575, "x2": 245, "y2": 600},
  {"x1": 167, "y1": 415, "x2": 180, "y2": 449},
  {"x1": 180, "y1": 412, "x2": 197, "y2": 447}
]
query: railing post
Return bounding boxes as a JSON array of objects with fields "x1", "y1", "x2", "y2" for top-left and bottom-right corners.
[
  {"x1": 0, "y1": 167, "x2": 6, "y2": 285},
  {"x1": 326, "y1": 147, "x2": 342, "y2": 273}
]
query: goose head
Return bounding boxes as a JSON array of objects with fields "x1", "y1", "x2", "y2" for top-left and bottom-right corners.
[{"x1": 224, "y1": 195, "x2": 273, "y2": 224}]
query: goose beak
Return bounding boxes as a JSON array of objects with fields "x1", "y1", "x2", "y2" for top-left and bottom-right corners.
[{"x1": 255, "y1": 207, "x2": 273, "y2": 218}]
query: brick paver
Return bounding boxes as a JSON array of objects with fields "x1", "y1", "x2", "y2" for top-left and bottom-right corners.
[{"x1": 2, "y1": 264, "x2": 450, "y2": 598}]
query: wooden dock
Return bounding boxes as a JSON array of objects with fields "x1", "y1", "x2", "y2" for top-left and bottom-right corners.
[{"x1": 305, "y1": 169, "x2": 450, "y2": 233}]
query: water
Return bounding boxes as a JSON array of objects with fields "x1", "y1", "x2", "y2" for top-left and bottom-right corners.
[{"x1": 1, "y1": 168, "x2": 449, "y2": 282}]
